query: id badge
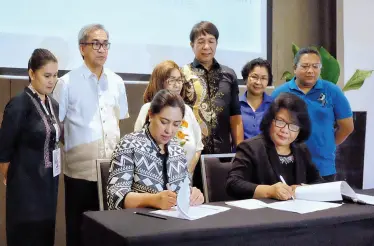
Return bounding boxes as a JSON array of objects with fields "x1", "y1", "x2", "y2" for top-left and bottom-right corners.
[{"x1": 53, "y1": 148, "x2": 61, "y2": 177}]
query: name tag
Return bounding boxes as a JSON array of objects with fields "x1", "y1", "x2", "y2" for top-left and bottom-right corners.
[{"x1": 53, "y1": 148, "x2": 61, "y2": 177}]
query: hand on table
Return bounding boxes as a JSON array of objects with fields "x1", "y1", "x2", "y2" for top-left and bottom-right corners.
[{"x1": 190, "y1": 187, "x2": 204, "y2": 206}]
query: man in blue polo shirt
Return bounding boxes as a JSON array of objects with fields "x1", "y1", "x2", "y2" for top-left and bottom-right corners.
[{"x1": 272, "y1": 47, "x2": 354, "y2": 181}]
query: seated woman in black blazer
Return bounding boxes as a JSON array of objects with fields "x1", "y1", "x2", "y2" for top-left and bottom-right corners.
[{"x1": 226, "y1": 92, "x2": 323, "y2": 200}]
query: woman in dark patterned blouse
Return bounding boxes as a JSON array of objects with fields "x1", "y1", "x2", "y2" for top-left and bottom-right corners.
[
  {"x1": 107, "y1": 90, "x2": 204, "y2": 210},
  {"x1": 226, "y1": 92, "x2": 324, "y2": 201},
  {"x1": 0, "y1": 49, "x2": 60, "y2": 246}
]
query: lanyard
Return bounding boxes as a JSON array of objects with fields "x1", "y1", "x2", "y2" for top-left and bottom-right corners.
[{"x1": 28, "y1": 85, "x2": 60, "y2": 145}]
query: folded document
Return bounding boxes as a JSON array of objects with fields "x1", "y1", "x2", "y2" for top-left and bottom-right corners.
[
  {"x1": 151, "y1": 176, "x2": 230, "y2": 220},
  {"x1": 295, "y1": 181, "x2": 374, "y2": 204},
  {"x1": 226, "y1": 181, "x2": 374, "y2": 214}
]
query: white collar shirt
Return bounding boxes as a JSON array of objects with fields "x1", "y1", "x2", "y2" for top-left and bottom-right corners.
[{"x1": 53, "y1": 63, "x2": 129, "y2": 181}]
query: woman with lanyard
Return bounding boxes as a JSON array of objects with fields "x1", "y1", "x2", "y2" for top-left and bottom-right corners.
[
  {"x1": 107, "y1": 89, "x2": 204, "y2": 210},
  {"x1": 0, "y1": 48, "x2": 60, "y2": 246}
]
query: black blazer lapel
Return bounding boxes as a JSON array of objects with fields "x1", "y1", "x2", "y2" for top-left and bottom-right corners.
[
  {"x1": 264, "y1": 140, "x2": 283, "y2": 183},
  {"x1": 291, "y1": 143, "x2": 306, "y2": 184}
]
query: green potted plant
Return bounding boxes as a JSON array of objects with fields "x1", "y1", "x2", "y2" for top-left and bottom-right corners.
[
  {"x1": 281, "y1": 43, "x2": 373, "y2": 91},
  {"x1": 281, "y1": 43, "x2": 372, "y2": 189}
]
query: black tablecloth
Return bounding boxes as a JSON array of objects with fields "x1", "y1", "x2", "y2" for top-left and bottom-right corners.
[{"x1": 82, "y1": 189, "x2": 374, "y2": 246}]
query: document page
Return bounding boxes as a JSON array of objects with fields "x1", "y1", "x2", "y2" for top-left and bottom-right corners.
[
  {"x1": 295, "y1": 181, "x2": 344, "y2": 201},
  {"x1": 356, "y1": 193, "x2": 374, "y2": 205},
  {"x1": 151, "y1": 204, "x2": 230, "y2": 220},
  {"x1": 265, "y1": 200, "x2": 342, "y2": 214},
  {"x1": 226, "y1": 182, "x2": 371, "y2": 214},
  {"x1": 225, "y1": 199, "x2": 267, "y2": 210},
  {"x1": 151, "y1": 176, "x2": 230, "y2": 220}
]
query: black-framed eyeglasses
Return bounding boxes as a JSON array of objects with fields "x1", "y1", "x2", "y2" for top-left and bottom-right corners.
[
  {"x1": 274, "y1": 118, "x2": 300, "y2": 132},
  {"x1": 80, "y1": 42, "x2": 111, "y2": 50},
  {"x1": 167, "y1": 78, "x2": 184, "y2": 86}
]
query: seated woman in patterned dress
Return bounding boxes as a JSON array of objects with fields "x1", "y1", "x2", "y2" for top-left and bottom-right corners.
[
  {"x1": 134, "y1": 60, "x2": 203, "y2": 180},
  {"x1": 226, "y1": 92, "x2": 324, "y2": 201},
  {"x1": 107, "y1": 90, "x2": 204, "y2": 210}
]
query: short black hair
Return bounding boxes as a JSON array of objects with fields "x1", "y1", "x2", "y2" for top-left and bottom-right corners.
[
  {"x1": 260, "y1": 92, "x2": 311, "y2": 143},
  {"x1": 189, "y1": 21, "x2": 219, "y2": 43},
  {"x1": 293, "y1": 47, "x2": 321, "y2": 66},
  {"x1": 241, "y1": 58, "x2": 273, "y2": 86}
]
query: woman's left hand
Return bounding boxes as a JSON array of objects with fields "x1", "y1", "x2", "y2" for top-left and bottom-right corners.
[{"x1": 190, "y1": 187, "x2": 204, "y2": 206}]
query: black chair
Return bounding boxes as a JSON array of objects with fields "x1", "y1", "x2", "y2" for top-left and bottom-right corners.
[
  {"x1": 201, "y1": 154, "x2": 236, "y2": 203},
  {"x1": 96, "y1": 159, "x2": 111, "y2": 211}
]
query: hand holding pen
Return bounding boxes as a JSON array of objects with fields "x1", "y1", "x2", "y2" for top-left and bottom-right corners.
[
  {"x1": 152, "y1": 183, "x2": 176, "y2": 210},
  {"x1": 269, "y1": 176, "x2": 294, "y2": 200},
  {"x1": 279, "y1": 175, "x2": 295, "y2": 200}
]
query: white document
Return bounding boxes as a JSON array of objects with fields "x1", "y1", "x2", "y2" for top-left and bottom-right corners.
[
  {"x1": 225, "y1": 199, "x2": 267, "y2": 210},
  {"x1": 151, "y1": 176, "x2": 230, "y2": 220},
  {"x1": 356, "y1": 194, "x2": 374, "y2": 205},
  {"x1": 151, "y1": 204, "x2": 230, "y2": 220},
  {"x1": 264, "y1": 181, "x2": 374, "y2": 214},
  {"x1": 265, "y1": 200, "x2": 342, "y2": 214},
  {"x1": 295, "y1": 181, "x2": 357, "y2": 202},
  {"x1": 225, "y1": 182, "x2": 374, "y2": 215}
]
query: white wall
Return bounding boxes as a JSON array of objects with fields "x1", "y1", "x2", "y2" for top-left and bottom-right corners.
[
  {"x1": 0, "y1": 0, "x2": 267, "y2": 78},
  {"x1": 340, "y1": 0, "x2": 374, "y2": 188}
]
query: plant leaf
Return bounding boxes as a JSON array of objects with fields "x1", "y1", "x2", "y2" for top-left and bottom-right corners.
[
  {"x1": 319, "y1": 47, "x2": 340, "y2": 84},
  {"x1": 342, "y1": 69, "x2": 373, "y2": 92},
  {"x1": 292, "y1": 43, "x2": 300, "y2": 57},
  {"x1": 281, "y1": 71, "x2": 294, "y2": 81}
]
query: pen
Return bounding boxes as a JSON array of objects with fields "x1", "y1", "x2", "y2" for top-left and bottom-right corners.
[
  {"x1": 134, "y1": 211, "x2": 167, "y2": 220},
  {"x1": 279, "y1": 175, "x2": 295, "y2": 200}
]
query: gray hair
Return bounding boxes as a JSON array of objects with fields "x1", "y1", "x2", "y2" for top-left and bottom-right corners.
[{"x1": 78, "y1": 24, "x2": 109, "y2": 45}]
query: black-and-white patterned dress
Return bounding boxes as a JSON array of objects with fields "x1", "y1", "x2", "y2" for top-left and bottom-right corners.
[{"x1": 107, "y1": 127, "x2": 188, "y2": 210}]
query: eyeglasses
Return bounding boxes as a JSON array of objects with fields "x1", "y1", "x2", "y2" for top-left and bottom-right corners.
[
  {"x1": 249, "y1": 74, "x2": 268, "y2": 83},
  {"x1": 80, "y1": 42, "x2": 111, "y2": 50},
  {"x1": 167, "y1": 78, "x2": 184, "y2": 86},
  {"x1": 298, "y1": 63, "x2": 322, "y2": 71},
  {"x1": 274, "y1": 118, "x2": 300, "y2": 132}
]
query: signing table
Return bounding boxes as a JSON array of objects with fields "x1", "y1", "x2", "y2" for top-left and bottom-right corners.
[{"x1": 82, "y1": 189, "x2": 374, "y2": 246}]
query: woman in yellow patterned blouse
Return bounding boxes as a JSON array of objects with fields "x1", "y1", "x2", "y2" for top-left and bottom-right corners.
[{"x1": 134, "y1": 60, "x2": 203, "y2": 180}]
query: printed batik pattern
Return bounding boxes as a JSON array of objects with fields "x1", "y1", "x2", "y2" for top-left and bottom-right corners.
[{"x1": 182, "y1": 64, "x2": 224, "y2": 153}]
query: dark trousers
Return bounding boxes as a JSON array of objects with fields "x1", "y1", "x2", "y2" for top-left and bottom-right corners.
[
  {"x1": 322, "y1": 174, "x2": 337, "y2": 182},
  {"x1": 64, "y1": 175, "x2": 99, "y2": 246},
  {"x1": 7, "y1": 220, "x2": 55, "y2": 246}
]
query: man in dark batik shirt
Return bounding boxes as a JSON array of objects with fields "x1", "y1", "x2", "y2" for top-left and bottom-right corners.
[{"x1": 181, "y1": 21, "x2": 244, "y2": 155}]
